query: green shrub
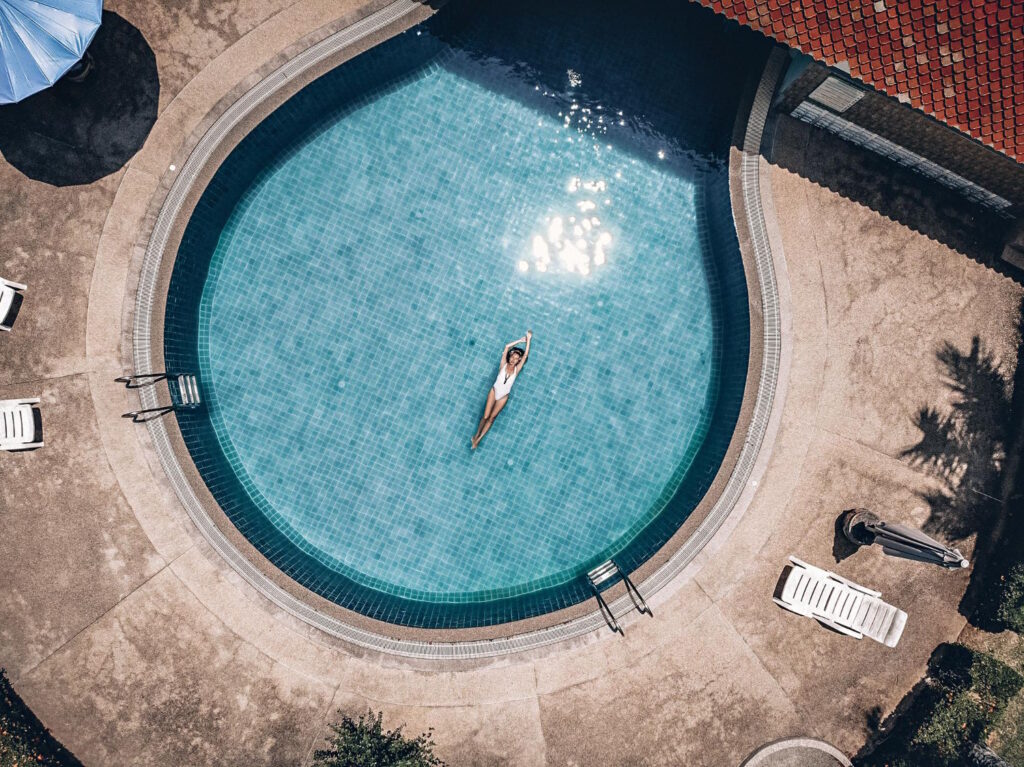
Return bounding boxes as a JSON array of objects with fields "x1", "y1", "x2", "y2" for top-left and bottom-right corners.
[
  {"x1": 913, "y1": 646, "x2": 1023, "y2": 760},
  {"x1": 965, "y1": 647, "x2": 1024, "y2": 703},
  {"x1": 856, "y1": 644, "x2": 1023, "y2": 767},
  {"x1": 997, "y1": 563, "x2": 1024, "y2": 634},
  {"x1": 312, "y1": 709, "x2": 445, "y2": 767},
  {"x1": 912, "y1": 688, "x2": 990, "y2": 759}
]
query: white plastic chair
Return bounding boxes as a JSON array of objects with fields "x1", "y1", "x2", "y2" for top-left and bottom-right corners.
[
  {"x1": 0, "y1": 398, "x2": 43, "y2": 450},
  {"x1": 774, "y1": 555, "x2": 907, "y2": 647},
  {"x1": 0, "y1": 277, "x2": 26, "y2": 331}
]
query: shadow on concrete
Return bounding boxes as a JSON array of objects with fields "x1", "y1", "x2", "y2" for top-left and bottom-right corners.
[
  {"x1": 853, "y1": 644, "x2": 960, "y2": 766},
  {"x1": 901, "y1": 298, "x2": 1024, "y2": 628},
  {"x1": 767, "y1": 114, "x2": 1016, "y2": 276},
  {"x1": 831, "y1": 511, "x2": 860, "y2": 563},
  {"x1": 0, "y1": 12, "x2": 158, "y2": 187},
  {"x1": 0, "y1": 669, "x2": 82, "y2": 766},
  {"x1": 2, "y1": 291, "x2": 24, "y2": 330},
  {"x1": 31, "y1": 406, "x2": 43, "y2": 447},
  {"x1": 901, "y1": 336, "x2": 1011, "y2": 540}
]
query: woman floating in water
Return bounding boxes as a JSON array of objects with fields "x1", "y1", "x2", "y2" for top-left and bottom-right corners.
[{"x1": 472, "y1": 330, "x2": 532, "y2": 449}]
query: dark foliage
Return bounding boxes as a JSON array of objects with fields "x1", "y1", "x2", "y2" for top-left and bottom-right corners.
[
  {"x1": 855, "y1": 644, "x2": 1023, "y2": 767},
  {"x1": 312, "y1": 710, "x2": 445, "y2": 767},
  {"x1": 996, "y1": 564, "x2": 1024, "y2": 634}
]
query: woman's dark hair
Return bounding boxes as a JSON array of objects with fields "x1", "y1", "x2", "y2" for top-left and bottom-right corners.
[{"x1": 507, "y1": 347, "x2": 525, "y2": 363}]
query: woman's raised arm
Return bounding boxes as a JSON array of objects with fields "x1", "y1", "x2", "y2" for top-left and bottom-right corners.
[{"x1": 518, "y1": 330, "x2": 533, "y2": 368}]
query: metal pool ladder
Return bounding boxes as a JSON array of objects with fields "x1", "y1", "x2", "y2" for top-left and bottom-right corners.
[
  {"x1": 118, "y1": 372, "x2": 202, "y2": 422},
  {"x1": 587, "y1": 559, "x2": 652, "y2": 635}
]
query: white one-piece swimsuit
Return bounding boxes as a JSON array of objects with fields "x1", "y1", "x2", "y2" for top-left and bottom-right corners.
[{"x1": 492, "y1": 363, "x2": 518, "y2": 400}]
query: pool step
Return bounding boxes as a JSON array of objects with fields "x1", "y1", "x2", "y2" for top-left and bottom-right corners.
[
  {"x1": 173, "y1": 374, "x2": 201, "y2": 407},
  {"x1": 586, "y1": 560, "x2": 653, "y2": 635}
]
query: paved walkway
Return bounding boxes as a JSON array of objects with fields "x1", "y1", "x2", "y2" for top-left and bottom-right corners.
[{"x1": 1, "y1": 1, "x2": 1021, "y2": 765}]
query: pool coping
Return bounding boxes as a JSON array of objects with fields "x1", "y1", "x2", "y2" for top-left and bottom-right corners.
[{"x1": 129, "y1": 2, "x2": 791, "y2": 658}]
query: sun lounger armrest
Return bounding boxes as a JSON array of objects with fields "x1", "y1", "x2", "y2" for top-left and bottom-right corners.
[
  {"x1": 772, "y1": 597, "x2": 811, "y2": 617},
  {"x1": 0, "y1": 397, "x2": 40, "y2": 408},
  {"x1": 790, "y1": 555, "x2": 881, "y2": 597},
  {"x1": 1, "y1": 278, "x2": 26, "y2": 291},
  {"x1": 825, "y1": 572, "x2": 881, "y2": 597},
  {"x1": 811, "y1": 613, "x2": 863, "y2": 639},
  {"x1": 2, "y1": 440, "x2": 43, "y2": 451},
  {"x1": 788, "y1": 555, "x2": 829, "y2": 578}
]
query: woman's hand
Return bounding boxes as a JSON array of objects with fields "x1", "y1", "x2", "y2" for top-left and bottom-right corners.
[{"x1": 526, "y1": 330, "x2": 533, "y2": 340}]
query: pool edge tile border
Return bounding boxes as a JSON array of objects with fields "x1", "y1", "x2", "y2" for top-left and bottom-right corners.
[
  {"x1": 133, "y1": 11, "x2": 790, "y2": 658},
  {"x1": 632, "y1": 47, "x2": 793, "y2": 613}
]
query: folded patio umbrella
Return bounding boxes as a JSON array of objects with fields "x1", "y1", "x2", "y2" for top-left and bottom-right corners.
[
  {"x1": 0, "y1": 0, "x2": 102, "y2": 104},
  {"x1": 863, "y1": 518, "x2": 969, "y2": 569}
]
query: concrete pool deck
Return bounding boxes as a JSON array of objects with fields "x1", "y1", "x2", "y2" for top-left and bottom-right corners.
[{"x1": 1, "y1": 0, "x2": 1022, "y2": 765}]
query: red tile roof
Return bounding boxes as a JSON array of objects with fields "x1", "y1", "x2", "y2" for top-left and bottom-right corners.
[{"x1": 696, "y1": 0, "x2": 1023, "y2": 162}]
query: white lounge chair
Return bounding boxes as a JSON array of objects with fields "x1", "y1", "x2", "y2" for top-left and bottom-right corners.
[
  {"x1": 0, "y1": 277, "x2": 25, "y2": 331},
  {"x1": 0, "y1": 398, "x2": 43, "y2": 451},
  {"x1": 774, "y1": 555, "x2": 907, "y2": 647}
]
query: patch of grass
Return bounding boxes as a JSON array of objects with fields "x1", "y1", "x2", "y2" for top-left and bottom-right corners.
[
  {"x1": 990, "y1": 689, "x2": 1024, "y2": 766},
  {"x1": 997, "y1": 565, "x2": 1024, "y2": 635},
  {"x1": 976, "y1": 631, "x2": 1024, "y2": 766},
  {"x1": 0, "y1": 669, "x2": 81, "y2": 767}
]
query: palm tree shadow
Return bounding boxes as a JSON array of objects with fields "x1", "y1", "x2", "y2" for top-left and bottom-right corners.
[
  {"x1": 0, "y1": 12, "x2": 159, "y2": 186},
  {"x1": 901, "y1": 302, "x2": 1023, "y2": 626}
]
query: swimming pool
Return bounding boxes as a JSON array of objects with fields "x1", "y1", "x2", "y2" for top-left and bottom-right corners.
[{"x1": 163, "y1": 0, "x2": 767, "y2": 629}]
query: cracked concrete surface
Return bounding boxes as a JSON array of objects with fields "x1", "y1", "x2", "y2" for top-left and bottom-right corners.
[{"x1": 1, "y1": 0, "x2": 1022, "y2": 764}]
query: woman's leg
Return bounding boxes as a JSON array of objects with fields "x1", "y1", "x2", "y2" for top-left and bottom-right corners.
[
  {"x1": 473, "y1": 395, "x2": 507, "y2": 447},
  {"x1": 473, "y1": 389, "x2": 497, "y2": 446}
]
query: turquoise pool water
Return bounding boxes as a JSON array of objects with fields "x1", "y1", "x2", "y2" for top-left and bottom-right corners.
[{"x1": 166, "y1": 0, "x2": 765, "y2": 627}]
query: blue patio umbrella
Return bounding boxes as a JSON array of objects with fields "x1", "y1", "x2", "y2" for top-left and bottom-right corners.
[{"x1": 0, "y1": 0, "x2": 102, "y2": 104}]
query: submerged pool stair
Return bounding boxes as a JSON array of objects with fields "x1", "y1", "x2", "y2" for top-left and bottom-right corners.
[
  {"x1": 118, "y1": 372, "x2": 202, "y2": 422},
  {"x1": 587, "y1": 560, "x2": 652, "y2": 634}
]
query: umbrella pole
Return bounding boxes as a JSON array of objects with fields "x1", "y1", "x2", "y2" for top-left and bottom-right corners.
[{"x1": 841, "y1": 508, "x2": 879, "y2": 546}]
